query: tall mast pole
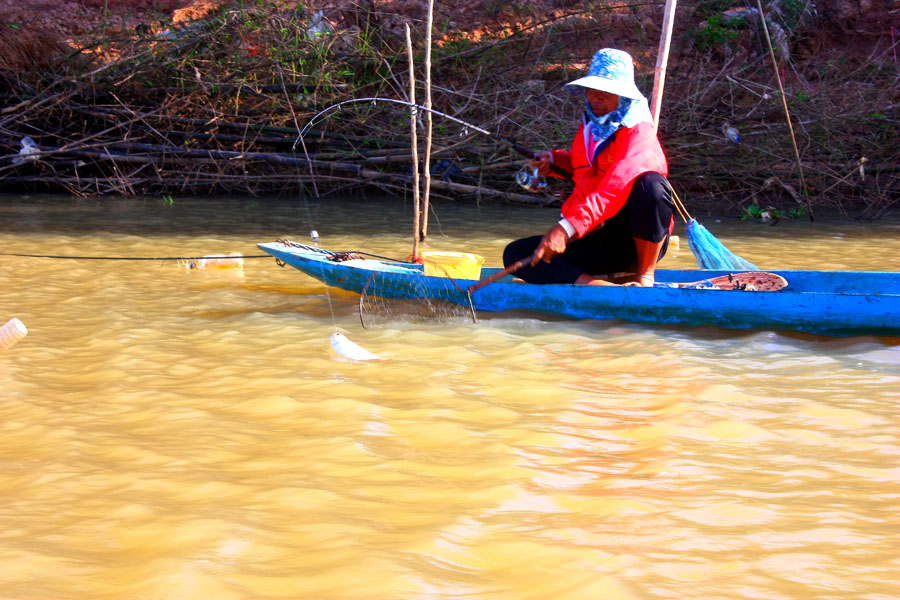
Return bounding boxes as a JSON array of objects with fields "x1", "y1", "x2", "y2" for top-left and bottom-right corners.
[
  {"x1": 421, "y1": 0, "x2": 434, "y2": 240},
  {"x1": 650, "y1": 0, "x2": 678, "y2": 131},
  {"x1": 405, "y1": 25, "x2": 421, "y2": 259}
]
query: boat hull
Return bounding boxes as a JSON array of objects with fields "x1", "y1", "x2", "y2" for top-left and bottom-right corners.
[{"x1": 258, "y1": 242, "x2": 900, "y2": 338}]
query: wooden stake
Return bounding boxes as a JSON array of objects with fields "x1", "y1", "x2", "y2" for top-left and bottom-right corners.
[
  {"x1": 405, "y1": 24, "x2": 421, "y2": 259},
  {"x1": 421, "y1": 0, "x2": 434, "y2": 240},
  {"x1": 650, "y1": 0, "x2": 678, "y2": 131},
  {"x1": 756, "y1": 0, "x2": 814, "y2": 221}
]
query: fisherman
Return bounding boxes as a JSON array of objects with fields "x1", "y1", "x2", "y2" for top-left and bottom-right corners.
[{"x1": 503, "y1": 48, "x2": 674, "y2": 287}]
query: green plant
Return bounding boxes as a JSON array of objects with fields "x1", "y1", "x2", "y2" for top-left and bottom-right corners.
[
  {"x1": 691, "y1": 15, "x2": 741, "y2": 52},
  {"x1": 741, "y1": 205, "x2": 807, "y2": 222},
  {"x1": 778, "y1": 0, "x2": 809, "y2": 29}
]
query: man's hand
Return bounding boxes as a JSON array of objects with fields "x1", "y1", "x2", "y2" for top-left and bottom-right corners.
[
  {"x1": 531, "y1": 223, "x2": 570, "y2": 265},
  {"x1": 528, "y1": 151, "x2": 553, "y2": 176}
]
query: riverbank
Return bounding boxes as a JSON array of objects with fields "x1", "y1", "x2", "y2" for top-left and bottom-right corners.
[{"x1": 1, "y1": 0, "x2": 897, "y2": 218}]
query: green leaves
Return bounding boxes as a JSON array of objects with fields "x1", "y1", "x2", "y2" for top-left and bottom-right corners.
[
  {"x1": 741, "y1": 205, "x2": 807, "y2": 222},
  {"x1": 691, "y1": 15, "x2": 740, "y2": 52}
]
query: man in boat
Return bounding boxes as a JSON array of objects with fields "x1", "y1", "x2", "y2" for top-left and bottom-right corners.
[{"x1": 503, "y1": 48, "x2": 674, "y2": 287}]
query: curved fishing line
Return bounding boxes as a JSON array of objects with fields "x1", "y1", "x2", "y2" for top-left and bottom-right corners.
[
  {"x1": 286, "y1": 114, "x2": 376, "y2": 345},
  {"x1": 293, "y1": 99, "x2": 452, "y2": 253},
  {"x1": 275, "y1": 60, "x2": 342, "y2": 336},
  {"x1": 292, "y1": 98, "x2": 496, "y2": 335},
  {"x1": 295, "y1": 97, "x2": 539, "y2": 160},
  {"x1": 292, "y1": 96, "x2": 545, "y2": 255},
  {"x1": 290, "y1": 127, "x2": 343, "y2": 335}
]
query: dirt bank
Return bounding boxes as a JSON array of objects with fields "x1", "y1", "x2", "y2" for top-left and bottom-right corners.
[{"x1": 1, "y1": 1, "x2": 897, "y2": 217}]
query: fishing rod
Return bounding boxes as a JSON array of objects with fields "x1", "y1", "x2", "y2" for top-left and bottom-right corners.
[
  {"x1": 296, "y1": 97, "x2": 570, "y2": 182},
  {"x1": 468, "y1": 252, "x2": 535, "y2": 294}
]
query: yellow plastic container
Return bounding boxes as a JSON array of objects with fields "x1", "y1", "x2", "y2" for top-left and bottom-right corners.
[{"x1": 421, "y1": 251, "x2": 484, "y2": 280}]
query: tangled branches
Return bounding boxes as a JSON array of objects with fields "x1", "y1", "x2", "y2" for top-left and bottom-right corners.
[
  {"x1": 0, "y1": 0, "x2": 897, "y2": 218},
  {"x1": 0, "y1": 3, "x2": 560, "y2": 204}
]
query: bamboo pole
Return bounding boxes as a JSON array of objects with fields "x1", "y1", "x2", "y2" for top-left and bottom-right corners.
[
  {"x1": 406, "y1": 24, "x2": 421, "y2": 259},
  {"x1": 650, "y1": 0, "x2": 678, "y2": 131},
  {"x1": 755, "y1": 0, "x2": 814, "y2": 221},
  {"x1": 421, "y1": 0, "x2": 434, "y2": 240}
]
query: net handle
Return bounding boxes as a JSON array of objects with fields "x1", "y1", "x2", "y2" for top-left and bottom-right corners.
[
  {"x1": 468, "y1": 254, "x2": 533, "y2": 293},
  {"x1": 668, "y1": 184, "x2": 692, "y2": 224}
]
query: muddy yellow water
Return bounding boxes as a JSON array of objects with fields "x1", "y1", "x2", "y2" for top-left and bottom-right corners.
[{"x1": 1, "y1": 196, "x2": 899, "y2": 599}]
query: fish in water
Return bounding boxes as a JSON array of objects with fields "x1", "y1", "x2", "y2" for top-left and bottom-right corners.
[{"x1": 329, "y1": 332, "x2": 384, "y2": 361}]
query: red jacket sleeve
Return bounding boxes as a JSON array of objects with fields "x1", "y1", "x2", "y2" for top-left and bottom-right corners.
[
  {"x1": 560, "y1": 121, "x2": 668, "y2": 238},
  {"x1": 550, "y1": 149, "x2": 573, "y2": 178}
]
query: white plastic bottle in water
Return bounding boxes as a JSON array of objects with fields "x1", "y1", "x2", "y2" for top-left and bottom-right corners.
[{"x1": 0, "y1": 318, "x2": 28, "y2": 352}]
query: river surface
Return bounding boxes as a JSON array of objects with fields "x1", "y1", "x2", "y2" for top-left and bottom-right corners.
[{"x1": 1, "y1": 195, "x2": 899, "y2": 600}]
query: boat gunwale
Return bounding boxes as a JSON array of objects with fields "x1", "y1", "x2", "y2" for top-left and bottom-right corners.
[
  {"x1": 258, "y1": 242, "x2": 900, "y2": 337},
  {"x1": 257, "y1": 242, "x2": 900, "y2": 299}
]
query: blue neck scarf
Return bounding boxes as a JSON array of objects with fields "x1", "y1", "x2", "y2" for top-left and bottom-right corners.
[{"x1": 583, "y1": 95, "x2": 653, "y2": 147}]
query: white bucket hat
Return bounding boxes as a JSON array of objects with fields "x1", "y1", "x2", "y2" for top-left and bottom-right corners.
[{"x1": 565, "y1": 48, "x2": 644, "y2": 100}]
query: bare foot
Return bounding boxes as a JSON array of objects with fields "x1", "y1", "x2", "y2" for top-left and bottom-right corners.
[
  {"x1": 636, "y1": 273, "x2": 655, "y2": 287},
  {"x1": 574, "y1": 274, "x2": 653, "y2": 287},
  {"x1": 575, "y1": 274, "x2": 615, "y2": 286},
  {"x1": 615, "y1": 273, "x2": 655, "y2": 287}
]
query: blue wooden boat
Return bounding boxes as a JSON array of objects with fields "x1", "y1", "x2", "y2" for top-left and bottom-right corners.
[{"x1": 258, "y1": 241, "x2": 900, "y2": 338}]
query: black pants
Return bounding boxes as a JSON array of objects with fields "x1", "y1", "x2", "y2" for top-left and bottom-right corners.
[{"x1": 503, "y1": 172, "x2": 674, "y2": 284}]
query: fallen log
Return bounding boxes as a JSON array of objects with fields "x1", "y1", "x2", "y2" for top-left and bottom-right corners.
[{"x1": 426, "y1": 178, "x2": 555, "y2": 206}]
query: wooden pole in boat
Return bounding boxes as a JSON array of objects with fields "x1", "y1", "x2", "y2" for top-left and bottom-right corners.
[
  {"x1": 650, "y1": 0, "x2": 678, "y2": 131},
  {"x1": 405, "y1": 25, "x2": 421, "y2": 259},
  {"x1": 421, "y1": 0, "x2": 434, "y2": 240}
]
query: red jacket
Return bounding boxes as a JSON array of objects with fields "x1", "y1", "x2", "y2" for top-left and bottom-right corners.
[{"x1": 551, "y1": 121, "x2": 669, "y2": 238}]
